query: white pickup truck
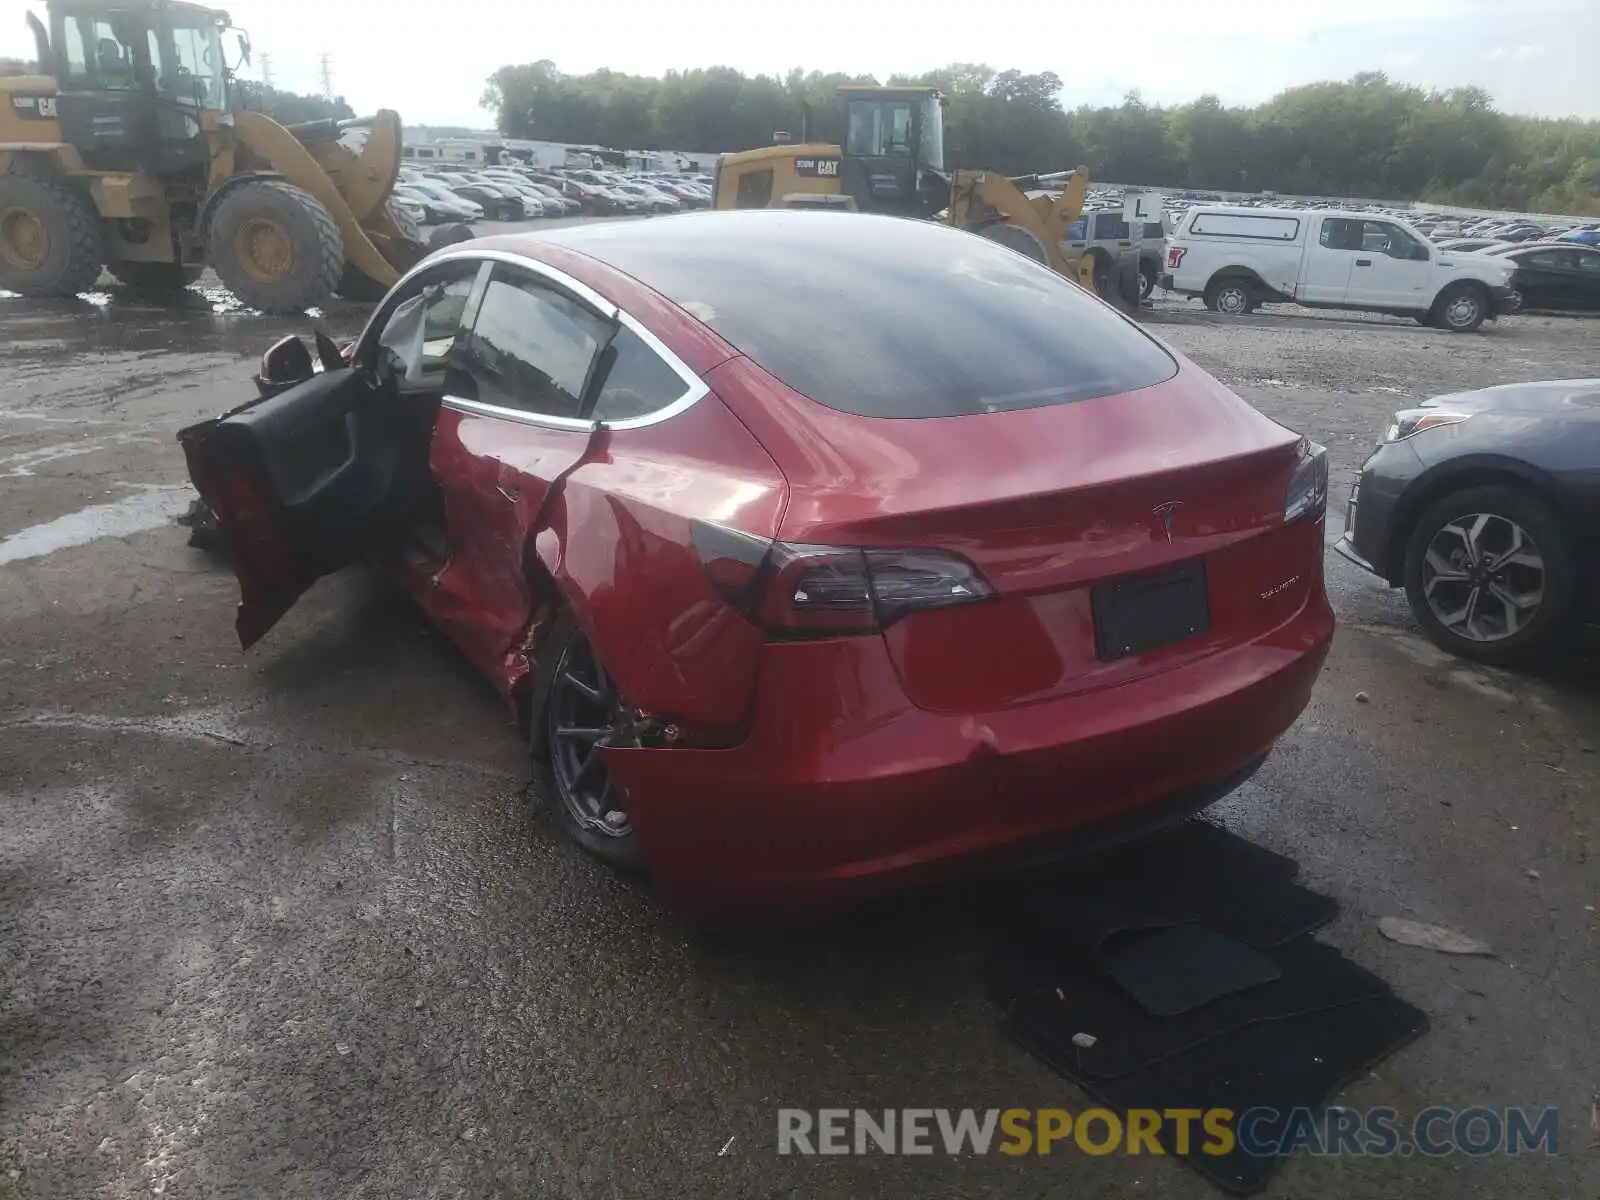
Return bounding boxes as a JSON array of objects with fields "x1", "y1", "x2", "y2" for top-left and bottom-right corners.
[{"x1": 1159, "y1": 206, "x2": 1518, "y2": 331}]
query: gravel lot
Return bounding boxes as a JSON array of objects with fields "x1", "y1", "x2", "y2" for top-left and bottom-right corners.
[{"x1": 1, "y1": 227, "x2": 1597, "y2": 1200}]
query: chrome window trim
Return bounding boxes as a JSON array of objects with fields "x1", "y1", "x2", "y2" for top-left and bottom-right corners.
[
  {"x1": 442, "y1": 394, "x2": 597, "y2": 433},
  {"x1": 367, "y1": 247, "x2": 710, "y2": 433}
]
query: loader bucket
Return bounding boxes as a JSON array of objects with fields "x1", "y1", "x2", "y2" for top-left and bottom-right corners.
[{"x1": 232, "y1": 108, "x2": 420, "y2": 292}]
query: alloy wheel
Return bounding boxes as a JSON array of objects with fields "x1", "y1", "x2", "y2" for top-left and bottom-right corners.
[
  {"x1": 1217, "y1": 286, "x2": 1249, "y2": 314},
  {"x1": 1419, "y1": 512, "x2": 1545, "y2": 642},
  {"x1": 547, "y1": 632, "x2": 632, "y2": 838}
]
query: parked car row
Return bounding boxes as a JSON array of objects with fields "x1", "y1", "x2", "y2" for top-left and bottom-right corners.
[{"x1": 393, "y1": 163, "x2": 716, "y2": 226}]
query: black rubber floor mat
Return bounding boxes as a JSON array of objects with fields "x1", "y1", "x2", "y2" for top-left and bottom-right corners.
[
  {"x1": 995, "y1": 935, "x2": 1391, "y2": 1078},
  {"x1": 1006, "y1": 821, "x2": 1337, "y2": 951},
  {"x1": 1005, "y1": 993, "x2": 1429, "y2": 1195},
  {"x1": 1114, "y1": 818, "x2": 1302, "y2": 881},
  {"x1": 1099, "y1": 925, "x2": 1282, "y2": 1016},
  {"x1": 1003, "y1": 883, "x2": 1192, "y2": 962}
]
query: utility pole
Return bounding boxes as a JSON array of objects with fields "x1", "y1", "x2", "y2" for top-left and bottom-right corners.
[
  {"x1": 318, "y1": 53, "x2": 333, "y2": 102},
  {"x1": 258, "y1": 52, "x2": 273, "y2": 90}
]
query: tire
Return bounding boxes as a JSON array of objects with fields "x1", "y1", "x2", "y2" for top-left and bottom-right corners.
[
  {"x1": 1115, "y1": 257, "x2": 1143, "y2": 309},
  {"x1": 1088, "y1": 252, "x2": 1115, "y2": 299},
  {"x1": 0, "y1": 172, "x2": 104, "y2": 296},
  {"x1": 1430, "y1": 282, "x2": 1487, "y2": 333},
  {"x1": 110, "y1": 261, "x2": 202, "y2": 293},
  {"x1": 527, "y1": 611, "x2": 646, "y2": 872},
  {"x1": 208, "y1": 179, "x2": 343, "y2": 314},
  {"x1": 1139, "y1": 260, "x2": 1158, "y2": 301},
  {"x1": 1401, "y1": 484, "x2": 1574, "y2": 667},
  {"x1": 1204, "y1": 275, "x2": 1255, "y2": 315}
]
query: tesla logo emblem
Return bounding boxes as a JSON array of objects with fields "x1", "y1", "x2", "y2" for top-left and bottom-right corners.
[{"x1": 1151, "y1": 501, "x2": 1184, "y2": 543}]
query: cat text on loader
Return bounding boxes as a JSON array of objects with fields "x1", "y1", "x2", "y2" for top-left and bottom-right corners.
[
  {"x1": 0, "y1": 0, "x2": 444, "y2": 312},
  {"x1": 712, "y1": 85, "x2": 1142, "y2": 307}
]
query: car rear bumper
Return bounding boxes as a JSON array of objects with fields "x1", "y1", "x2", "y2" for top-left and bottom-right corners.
[{"x1": 607, "y1": 587, "x2": 1334, "y2": 915}]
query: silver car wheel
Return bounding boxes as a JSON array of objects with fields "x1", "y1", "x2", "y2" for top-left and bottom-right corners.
[{"x1": 1421, "y1": 512, "x2": 1545, "y2": 642}]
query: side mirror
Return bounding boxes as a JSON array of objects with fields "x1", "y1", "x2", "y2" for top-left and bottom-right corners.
[{"x1": 259, "y1": 335, "x2": 313, "y2": 383}]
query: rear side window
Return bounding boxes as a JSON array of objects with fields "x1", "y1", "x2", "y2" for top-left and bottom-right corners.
[
  {"x1": 1093, "y1": 212, "x2": 1129, "y2": 239},
  {"x1": 591, "y1": 326, "x2": 693, "y2": 422},
  {"x1": 1143, "y1": 222, "x2": 1165, "y2": 240},
  {"x1": 1190, "y1": 212, "x2": 1300, "y2": 240},
  {"x1": 1319, "y1": 218, "x2": 1363, "y2": 251},
  {"x1": 568, "y1": 214, "x2": 1177, "y2": 418}
]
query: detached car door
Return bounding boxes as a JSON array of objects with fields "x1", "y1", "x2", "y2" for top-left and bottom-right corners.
[{"x1": 179, "y1": 260, "x2": 476, "y2": 648}]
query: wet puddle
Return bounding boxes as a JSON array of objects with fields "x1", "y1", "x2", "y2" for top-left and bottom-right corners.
[{"x1": 0, "y1": 484, "x2": 193, "y2": 567}]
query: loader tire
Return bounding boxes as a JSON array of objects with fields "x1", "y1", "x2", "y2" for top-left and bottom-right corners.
[
  {"x1": 209, "y1": 180, "x2": 343, "y2": 314},
  {"x1": 110, "y1": 261, "x2": 202, "y2": 293},
  {"x1": 0, "y1": 173, "x2": 104, "y2": 296}
]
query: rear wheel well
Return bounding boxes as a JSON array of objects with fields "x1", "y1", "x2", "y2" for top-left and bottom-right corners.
[
  {"x1": 1207, "y1": 267, "x2": 1265, "y2": 293},
  {"x1": 510, "y1": 571, "x2": 569, "y2": 744},
  {"x1": 1382, "y1": 466, "x2": 1565, "y2": 584}
]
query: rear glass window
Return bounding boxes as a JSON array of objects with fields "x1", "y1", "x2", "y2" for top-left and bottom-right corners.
[{"x1": 546, "y1": 212, "x2": 1176, "y2": 419}]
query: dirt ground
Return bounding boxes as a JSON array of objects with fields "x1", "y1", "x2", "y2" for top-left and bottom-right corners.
[{"x1": 1, "y1": 247, "x2": 1598, "y2": 1199}]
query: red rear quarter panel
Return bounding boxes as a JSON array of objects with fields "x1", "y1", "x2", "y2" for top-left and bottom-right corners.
[{"x1": 544, "y1": 394, "x2": 788, "y2": 734}]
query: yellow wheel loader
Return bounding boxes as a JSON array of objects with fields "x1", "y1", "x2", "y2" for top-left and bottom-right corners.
[
  {"x1": 713, "y1": 86, "x2": 1141, "y2": 305},
  {"x1": 0, "y1": 0, "x2": 441, "y2": 312}
]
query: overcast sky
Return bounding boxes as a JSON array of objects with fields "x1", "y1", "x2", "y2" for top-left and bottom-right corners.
[{"x1": 5, "y1": 0, "x2": 1593, "y2": 127}]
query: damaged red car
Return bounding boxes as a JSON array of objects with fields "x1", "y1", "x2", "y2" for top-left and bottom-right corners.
[{"x1": 180, "y1": 211, "x2": 1334, "y2": 913}]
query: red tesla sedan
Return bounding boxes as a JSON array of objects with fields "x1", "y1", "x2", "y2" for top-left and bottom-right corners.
[{"x1": 180, "y1": 211, "x2": 1334, "y2": 913}]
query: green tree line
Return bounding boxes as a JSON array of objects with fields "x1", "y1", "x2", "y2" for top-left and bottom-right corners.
[
  {"x1": 482, "y1": 62, "x2": 1600, "y2": 215},
  {"x1": 234, "y1": 82, "x2": 355, "y2": 125}
]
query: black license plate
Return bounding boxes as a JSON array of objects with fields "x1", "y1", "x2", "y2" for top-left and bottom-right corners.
[{"x1": 1092, "y1": 561, "x2": 1210, "y2": 661}]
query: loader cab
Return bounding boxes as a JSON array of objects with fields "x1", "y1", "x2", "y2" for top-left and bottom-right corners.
[
  {"x1": 42, "y1": 0, "x2": 237, "y2": 174},
  {"x1": 837, "y1": 86, "x2": 949, "y2": 218}
]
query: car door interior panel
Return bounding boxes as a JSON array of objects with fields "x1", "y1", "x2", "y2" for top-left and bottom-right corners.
[{"x1": 206, "y1": 368, "x2": 442, "y2": 568}]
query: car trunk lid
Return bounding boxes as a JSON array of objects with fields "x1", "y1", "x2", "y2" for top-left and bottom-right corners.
[{"x1": 711, "y1": 356, "x2": 1317, "y2": 712}]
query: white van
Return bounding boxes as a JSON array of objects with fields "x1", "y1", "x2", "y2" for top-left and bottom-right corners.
[{"x1": 1160, "y1": 206, "x2": 1518, "y2": 331}]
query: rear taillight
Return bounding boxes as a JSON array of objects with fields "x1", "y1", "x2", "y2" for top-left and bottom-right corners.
[
  {"x1": 1168, "y1": 246, "x2": 1187, "y2": 268},
  {"x1": 1283, "y1": 438, "x2": 1329, "y2": 524},
  {"x1": 690, "y1": 520, "x2": 996, "y2": 638}
]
